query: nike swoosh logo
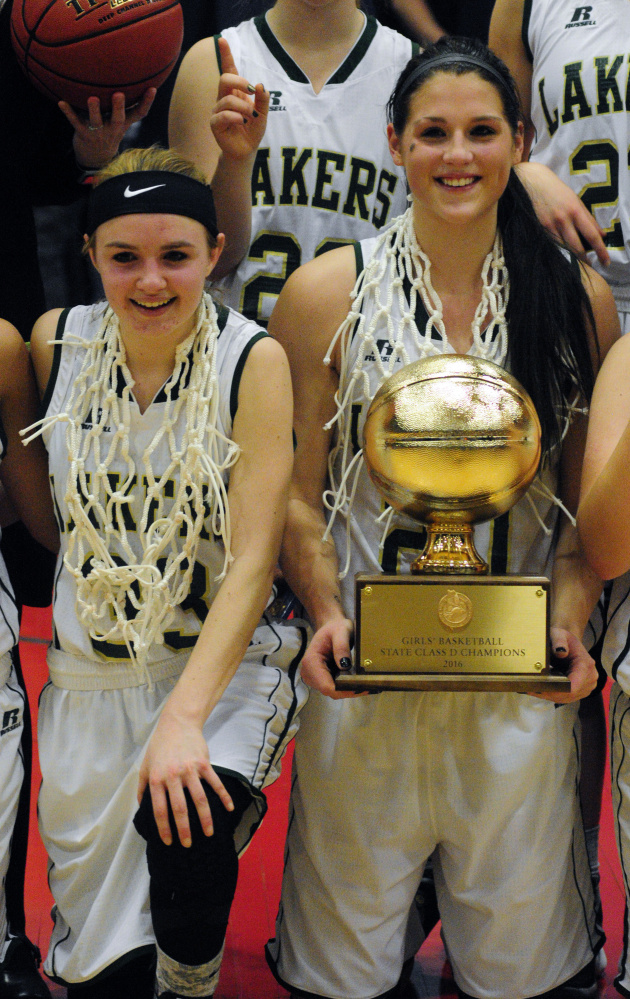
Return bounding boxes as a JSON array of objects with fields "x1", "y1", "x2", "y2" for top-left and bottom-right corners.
[{"x1": 123, "y1": 184, "x2": 167, "y2": 198}]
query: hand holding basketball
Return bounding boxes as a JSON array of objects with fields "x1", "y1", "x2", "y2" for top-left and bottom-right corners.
[
  {"x1": 59, "y1": 89, "x2": 156, "y2": 170},
  {"x1": 10, "y1": 0, "x2": 183, "y2": 111},
  {"x1": 211, "y1": 37, "x2": 269, "y2": 162}
]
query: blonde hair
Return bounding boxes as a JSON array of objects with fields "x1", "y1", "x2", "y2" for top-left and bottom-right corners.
[{"x1": 94, "y1": 145, "x2": 208, "y2": 186}]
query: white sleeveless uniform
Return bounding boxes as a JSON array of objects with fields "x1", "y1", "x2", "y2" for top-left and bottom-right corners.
[
  {"x1": 0, "y1": 419, "x2": 25, "y2": 962},
  {"x1": 37, "y1": 301, "x2": 308, "y2": 986},
  {"x1": 215, "y1": 14, "x2": 415, "y2": 326},
  {"x1": 266, "y1": 237, "x2": 600, "y2": 999},
  {"x1": 525, "y1": 0, "x2": 630, "y2": 320}
]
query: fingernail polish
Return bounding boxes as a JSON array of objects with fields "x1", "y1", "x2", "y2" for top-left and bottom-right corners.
[
  {"x1": 252, "y1": 110, "x2": 259, "y2": 118},
  {"x1": 247, "y1": 83, "x2": 255, "y2": 93},
  {"x1": 339, "y1": 657, "x2": 352, "y2": 671}
]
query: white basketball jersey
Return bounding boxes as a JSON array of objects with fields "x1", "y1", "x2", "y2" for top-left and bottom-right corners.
[
  {"x1": 42, "y1": 301, "x2": 267, "y2": 663},
  {"x1": 330, "y1": 237, "x2": 560, "y2": 617},
  {"x1": 525, "y1": 0, "x2": 630, "y2": 304},
  {"x1": 216, "y1": 15, "x2": 416, "y2": 325},
  {"x1": 0, "y1": 426, "x2": 18, "y2": 658}
]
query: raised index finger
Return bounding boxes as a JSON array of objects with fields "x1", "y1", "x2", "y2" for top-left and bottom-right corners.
[{"x1": 218, "y1": 36, "x2": 240, "y2": 78}]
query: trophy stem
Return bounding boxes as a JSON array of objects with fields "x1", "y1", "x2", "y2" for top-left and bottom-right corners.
[{"x1": 411, "y1": 522, "x2": 488, "y2": 575}]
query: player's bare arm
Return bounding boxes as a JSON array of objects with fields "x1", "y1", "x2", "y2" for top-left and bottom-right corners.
[
  {"x1": 29, "y1": 309, "x2": 63, "y2": 397},
  {"x1": 0, "y1": 321, "x2": 59, "y2": 554},
  {"x1": 270, "y1": 247, "x2": 361, "y2": 697},
  {"x1": 578, "y1": 329, "x2": 630, "y2": 581},
  {"x1": 389, "y1": 0, "x2": 445, "y2": 43},
  {"x1": 542, "y1": 267, "x2": 620, "y2": 702},
  {"x1": 138, "y1": 336, "x2": 294, "y2": 844},
  {"x1": 169, "y1": 37, "x2": 268, "y2": 278}
]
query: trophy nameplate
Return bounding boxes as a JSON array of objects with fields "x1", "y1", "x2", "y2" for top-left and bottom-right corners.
[{"x1": 335, "y1": 356, "x2": 571, "y2": 693}]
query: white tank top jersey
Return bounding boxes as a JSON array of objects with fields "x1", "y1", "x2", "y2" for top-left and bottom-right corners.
[
  {"x1": 215, "y1": 14, "x2": 417, "y2": 325},
  {"x1": 525, "y1": 0, "x2": 630, "y2": 307},
  {"x1": 41, "y1": 301, "x2": 267, "y2": 663},
  {"x1": 0, "y1": 425, "x2": 19, "y2": 661},
  {"x1": 330, "y1": 237, "x2": 561, "y2": 617}
]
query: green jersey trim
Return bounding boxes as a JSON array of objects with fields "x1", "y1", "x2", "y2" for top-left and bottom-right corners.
[
  {"x1": 328, "y1": 16, "x2": 378, "y2": 85},
  {"x1": 40, "y1": 308, "x2": 70, "y2": 420},
  {"x1": 254, "y1": 14, "x2": 379, "y2": 87},
  {"x1": 0, "y1": 408, "x2": 7, "y2": 459},
  {"x1": 254, "y1": 16, "x2": 309, "y2": 84},
  {"x1": 230, "y1": 330, "x2": 269, "y2": 421},
  {"x1": 353, "y1": 239, "x2": 364, "y2": 277},
  {"x1": 522, "y1": 0, "x2": 534, "y2": 64},
  {"x1": 215, "y1": 301, "x2": 230, "y2": 337}
]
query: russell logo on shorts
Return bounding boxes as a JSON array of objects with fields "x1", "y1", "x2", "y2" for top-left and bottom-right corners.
[{"x1": 0, "y1": 709, "x2": 21, "y2": 736}]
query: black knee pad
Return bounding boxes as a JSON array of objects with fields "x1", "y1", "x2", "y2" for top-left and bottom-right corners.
[
  {"x1": 65, "y1": 948, "x2": 156, "y2": 999},
  {"x1": 134, "y1": 773, "x2": 252, "y2": 888},
  {"x1": 134, "y1": 773, "x2": 252, "y2": 965}
]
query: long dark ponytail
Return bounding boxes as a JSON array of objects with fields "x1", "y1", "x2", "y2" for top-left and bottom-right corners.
[{"x1": 387, "y1": 37, "x2": 597, "y2": 458}]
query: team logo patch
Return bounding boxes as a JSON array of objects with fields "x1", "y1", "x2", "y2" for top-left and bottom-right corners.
[
  {"x1": 0, "y1": 708, "x2": 21, "y2": 736},
  {"x1": 565, "y1": 6, "x2": 596, "y2": 27},
  {"x1": 364, "y1": 339, "x2": 402, "y2": 364},
  {"x1": 268, "y1": 90, "x2": 286, "y2": 112}
]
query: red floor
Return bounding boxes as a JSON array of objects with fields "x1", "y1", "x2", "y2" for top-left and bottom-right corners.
[{"x1": 18, "y1": 605, "x2": 627, "y2": 999}]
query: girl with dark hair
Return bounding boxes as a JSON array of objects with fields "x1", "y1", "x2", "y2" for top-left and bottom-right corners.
[{"x1": 265, "y1": 36, "x2": 619, "y2": 999}]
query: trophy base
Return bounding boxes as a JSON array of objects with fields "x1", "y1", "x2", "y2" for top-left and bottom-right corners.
[
  {"x1": 353, "y1": 573, "x2": 554, "y2": 692},
  {"x1": 335, "y1": 670, "x2": 571, "y2": 693}
]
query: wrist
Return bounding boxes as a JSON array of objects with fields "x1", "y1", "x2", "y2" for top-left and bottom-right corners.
[
  {"x1": 161, "y1": 689, "x2": 208, "y2": 730},
  {"x1": 214, "y1": 149, "x2": 256, "y2": 178},
  {"x1": 311, "y1": 596, "x2": 349, "y2": 633}
]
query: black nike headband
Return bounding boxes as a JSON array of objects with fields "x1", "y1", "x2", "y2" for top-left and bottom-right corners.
[{"x1": 86, "y1": 172, "x2": 219, "y2": 239}]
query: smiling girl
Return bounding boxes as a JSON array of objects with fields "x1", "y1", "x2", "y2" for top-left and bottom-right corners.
[
  {"x1": 26, "y1": 146, "x2": 307, "y2": 999},
  {"x1": 264, "y1": 37, "x2": 619, "y2": 999}
]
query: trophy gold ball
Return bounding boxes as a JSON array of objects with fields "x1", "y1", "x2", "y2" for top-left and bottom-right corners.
[
  {"x1": 340, "y1": 355, "x2": 567, "y2": 693},
  {"x1": 362, "y1": 356, "x2": 542, "y2": 573}
]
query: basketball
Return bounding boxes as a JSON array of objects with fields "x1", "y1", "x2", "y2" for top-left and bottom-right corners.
[
  {"x1": 10, "y1": 0, "x2": 184, "y2": 110},
  {"x1": 362, "y1": 355, "x2": 542, "y2": 526}
]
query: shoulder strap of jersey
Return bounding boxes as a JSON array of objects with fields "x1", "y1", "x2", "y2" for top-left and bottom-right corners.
[
  {"x1": 522, "y1": 0, "x2": 534, "y2": 63},
  {"x1": 229, "y1": 330, "x2": 269, "y2": 420},
  {"x1": 39, "y1": 307, "x2": 70, "y2": 419}
]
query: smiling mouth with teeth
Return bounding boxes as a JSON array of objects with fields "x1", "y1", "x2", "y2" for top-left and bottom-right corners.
[
  {"x1": 132, "y1": 298, "x2": 176, "y2": 309},
  {"x1": 438, "y1": 177, "x2": 477, "y2": 187}
]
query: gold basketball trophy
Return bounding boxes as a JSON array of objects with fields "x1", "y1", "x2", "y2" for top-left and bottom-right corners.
[{"x1": 335, "y1": 355, "x2": 570, "y2": 693}]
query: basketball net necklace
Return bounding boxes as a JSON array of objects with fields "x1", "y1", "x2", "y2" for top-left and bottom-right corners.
[
  {"x1": 22, "y1": 292, "x2": 240, "y2": 682},
  {"x1": 321, "y1": 208, "x2": 572, "y2": 578}
]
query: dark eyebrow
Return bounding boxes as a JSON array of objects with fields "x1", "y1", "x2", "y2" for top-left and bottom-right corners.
[
  {"x1": 102, "y1": 240, "x2": 196, "y2": 250},
  {"x1": 416, "y1": 115, "x2": 503, "y2": 124}
]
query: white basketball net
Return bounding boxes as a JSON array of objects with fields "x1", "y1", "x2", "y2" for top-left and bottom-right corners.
[{"x1": 23, "y1": 292, "x2": 240, "y2": 679}]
